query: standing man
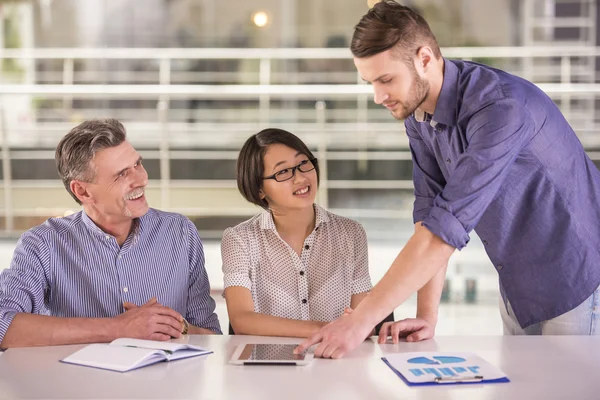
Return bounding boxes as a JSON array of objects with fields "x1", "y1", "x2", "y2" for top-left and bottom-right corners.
[
  {"x1": 296, "y1": 1, "x2": 600, "y2": 358},
  {"x1": 0, "y1": 118, "x2": 221, "y2": 349}
]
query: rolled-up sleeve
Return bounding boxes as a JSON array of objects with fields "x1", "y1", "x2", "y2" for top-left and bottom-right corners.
[
  {"x1": 422, "y1": 99, "x2": 533, "y2": 250},
  {"x1": 0, "y1": 231, "x2": 50, "y2": 345},
  {"x1": 221, "y1": 227, "x2": 253, "y2": 291},
  {"x1": 185, "y1": 220, "x2": 222, "y2": 334}
]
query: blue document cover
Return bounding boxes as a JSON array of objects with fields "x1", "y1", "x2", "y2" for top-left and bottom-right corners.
[{"x1": 381, "y1": 352, "x2": 510, "y2": 386}]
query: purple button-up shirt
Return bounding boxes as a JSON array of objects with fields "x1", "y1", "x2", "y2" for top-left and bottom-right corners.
[
  {"x1": 408, "y1": 59, "x2": 600, "y2": 328},
  {"x1": 0, "y1": 208, "x2": 222, "y2": 343}
]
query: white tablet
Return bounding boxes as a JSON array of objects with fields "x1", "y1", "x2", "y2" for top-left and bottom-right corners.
[{"x1": 229, "y1": 344, "x2": 314, "y2": 366}]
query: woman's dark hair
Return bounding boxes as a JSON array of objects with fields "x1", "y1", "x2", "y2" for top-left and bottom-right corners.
[{"x1": 237, "y1": 128, "x2": 319, "y2": 209}]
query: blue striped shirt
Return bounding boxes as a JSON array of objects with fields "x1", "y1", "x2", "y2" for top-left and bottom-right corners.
[{"x1": 0, "y1": 208, "x2": 221, "y2": 343}]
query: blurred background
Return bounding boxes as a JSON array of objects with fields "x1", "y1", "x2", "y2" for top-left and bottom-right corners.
[{"x1": 0, "y1": 0, "x2": 598, "y2": 334}]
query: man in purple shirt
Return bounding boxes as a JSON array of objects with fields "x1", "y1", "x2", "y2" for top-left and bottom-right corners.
[
  {"x1": 296, "y1": 1, "x2": 600, "y2": 358},
  {"x1": 0, "y1": 118, "x2": 221, "y2": 349}
]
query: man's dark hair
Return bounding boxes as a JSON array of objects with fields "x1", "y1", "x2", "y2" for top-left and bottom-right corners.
[{"x1": 351, "y1": 1, "x2": 442, "y2": 63}]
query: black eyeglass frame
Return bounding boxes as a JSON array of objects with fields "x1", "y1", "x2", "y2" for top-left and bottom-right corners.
[{"x1": 262, "y1": 158, "x2": 318, "y2": 182}]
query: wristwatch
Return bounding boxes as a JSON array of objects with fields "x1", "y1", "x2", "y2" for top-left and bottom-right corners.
[{"x1": 182, "y1": 318, "x2": 189, "y2": 335}]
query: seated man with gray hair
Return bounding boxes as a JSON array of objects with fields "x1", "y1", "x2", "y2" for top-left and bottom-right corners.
[{"x1": 0, "y1": 118, "x2": 221, "y2": 349}]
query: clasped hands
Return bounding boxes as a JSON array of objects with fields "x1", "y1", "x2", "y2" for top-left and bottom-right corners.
[{"x1": 114, "y1": 297, "x2": 187, "y2": 341}]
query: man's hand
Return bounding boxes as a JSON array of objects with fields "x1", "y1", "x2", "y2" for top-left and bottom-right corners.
[
  {"x1": 294, "y1": 314, "x2": 373, "y2": 359},
  {"x1": 115, "y1": 297, "x2": 184, "y2": 341},
  {"x1": 343, "y1": 307, "x2": 376, "y2": 337},
  {"x1": 377, "y1": 317, "x2": 435, "y2": 344}
]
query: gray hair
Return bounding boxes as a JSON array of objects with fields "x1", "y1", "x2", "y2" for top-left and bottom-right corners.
[{"x1": 55, "y1": 118, "x2": 127, "y2": 204}]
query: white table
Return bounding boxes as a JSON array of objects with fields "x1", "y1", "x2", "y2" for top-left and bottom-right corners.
[{"x1": 0, "y1": 335, "x2": 598, "y2": 399}]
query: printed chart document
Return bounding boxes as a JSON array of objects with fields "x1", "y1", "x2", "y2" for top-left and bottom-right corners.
[
  {"x1": 382, "y1": 352, "x2": 509, "y2": 386},
  {"x1": 61, "y1": 338, "x2": 212, "y2": 372}
]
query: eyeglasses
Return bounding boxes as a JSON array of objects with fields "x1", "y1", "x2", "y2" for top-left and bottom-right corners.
[{"x1": 263, "y1": 158, "x2": 317, "y2": 182}]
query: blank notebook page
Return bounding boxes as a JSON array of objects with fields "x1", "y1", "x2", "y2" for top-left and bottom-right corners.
[{"x1": 62, "y1": 344, "x2": 164, "y2": 372}]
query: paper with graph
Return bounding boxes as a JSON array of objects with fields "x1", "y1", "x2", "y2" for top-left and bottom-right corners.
[{"x1": 381, "y1": 352, "x2": 509, "y2": 386}]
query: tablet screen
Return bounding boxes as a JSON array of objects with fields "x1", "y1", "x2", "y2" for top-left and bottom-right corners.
[{"x1": 236, "y1": 344, "x2": 308, "y2": 362}]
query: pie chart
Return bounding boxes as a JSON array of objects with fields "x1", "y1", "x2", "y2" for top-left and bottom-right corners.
[{"x1": 407, "y1": 356, "x2": 466, "y2": 365}]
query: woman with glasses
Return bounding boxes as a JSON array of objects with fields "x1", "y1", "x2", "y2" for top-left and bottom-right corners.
[{"x1": 221, "y1": 128, "x2": 373, "y2": 337}]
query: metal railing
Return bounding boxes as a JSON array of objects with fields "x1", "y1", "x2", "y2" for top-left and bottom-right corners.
[{"x1": 0, "y1": 46, "x2": 599, "y2": 234}]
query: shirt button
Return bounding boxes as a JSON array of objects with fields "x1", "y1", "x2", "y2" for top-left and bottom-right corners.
[
  {"x1": 304, "y1": 245, "x2": 310, "y2": 250},
  {"x1": 299, "y1": 271, "x2": 305, "y2": 276},
  {"x1": 302, "y1": 299, "x2": 307, "y2": 304},
  {"x1": 436, "y1": 126, "x2": 442, "y2": 132},
  {"x1": 105, "y1": 236, "x2": 110, "y2": 240},
  {"x1": 118, "y1": 255, "x2": 122, "y2": 259},
  {"x1": 446, "y1": 158, "x2": 451, "y2": 164},
  {"x1": 123, "y1": 287, "x2": 128, "y2": 292},
  {"x1": 497, "y1": 265, "x2": 503, "y2": 271}
]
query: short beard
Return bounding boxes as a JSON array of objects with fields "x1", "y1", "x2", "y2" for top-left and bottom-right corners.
[{"x1": 392, "y1": 63, "x2": 429, "y2": 120}]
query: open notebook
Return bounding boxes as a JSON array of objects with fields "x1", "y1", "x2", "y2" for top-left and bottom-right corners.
[{"x1": 61, "y1": 338, "x2": 212, "y2": 372}]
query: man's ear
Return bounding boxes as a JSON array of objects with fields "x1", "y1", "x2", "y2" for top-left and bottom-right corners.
[
  {"x1": 415, "y1": 46, "x2": 434, "y2": 73},
  {"x1": 70, "y1": 180, "x2": 93, "y2": 204}
]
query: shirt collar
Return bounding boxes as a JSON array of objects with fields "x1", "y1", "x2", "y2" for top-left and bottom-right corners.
[
  {"x1": 413, "y1": 109, "x2": 437, "y2": 127},
  {"x1": 431, "y1": 58, "x2": 460, "y2": 127},
  {"x1": 413, "y1": 58, "x2": 459, "y2": 128},
  {"x1": 81, "y1": 209, "x2": 144, "y2": 241},
  {"x1": 259, "y1": 204, "x2": 330, "y2": 231}
]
